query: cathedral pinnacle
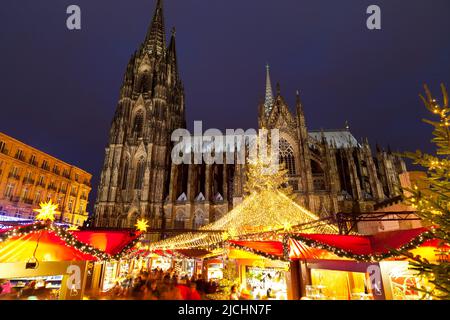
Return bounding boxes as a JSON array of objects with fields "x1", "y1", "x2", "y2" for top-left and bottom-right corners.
[
  {"x1": 145, "y1": 0, "x2": 166, "y2": 56},
  {"x1": 264, "y1": 64, "x2": 274, "y2": 116}
]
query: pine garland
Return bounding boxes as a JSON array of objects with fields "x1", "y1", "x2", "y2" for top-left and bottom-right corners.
[
  {"x1": 286, "y1": 230, "x2": 436, "y2": 262},
  {"x1": 0, "y1": 222, "x2": 143, "y2": 261}
]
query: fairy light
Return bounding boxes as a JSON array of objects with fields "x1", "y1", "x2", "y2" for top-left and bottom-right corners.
[{"x1": 142, "y1": 155, "x2": 338, "y2": 252}]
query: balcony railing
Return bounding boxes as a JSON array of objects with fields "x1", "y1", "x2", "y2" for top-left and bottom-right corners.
[
  {"x1": 29, "y1": 159, "x2": 38, "y2": 166},
  {"x1": 70, "y1": 192, "x2": 77, "y2": 197},
  {"x1": 53, "y1": 169, "x2": 61, "y2": 175},
  {"x1": 23, "y1": 177, "x2": 35, "y2": 185},
  {"x1": 41, "y1": 164, "x2": 50, "y2": 171},
  {"x1": 48, "y1": 185, "x2": 58, "y2": 191},
  {"x1": 80, "y1": 195, "x2": 87, "y2": 200},
  {"x1": 1, "y1": 148, "x2": 9, "y2": 155},
  {"x1": 8, "y1": 172, "x2": 20, "y2": 180},
  {"x1": 62, "y1": 172, "x2": 70, "y2": 179}
]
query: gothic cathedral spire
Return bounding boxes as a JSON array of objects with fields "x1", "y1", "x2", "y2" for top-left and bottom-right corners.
[
  {"x1": 264, "y1": 64, "x2": 274, "y2": 115},
  {"x1": 145, "y1": 0, "x2": 166, "y2": 56}
]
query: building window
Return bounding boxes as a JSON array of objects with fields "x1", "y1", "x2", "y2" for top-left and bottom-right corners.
[
  {"x1": 279, "y1": 139, "x2": 296, "y2": 175},
  {"x1": 15, "y1": 149, "x2": 25, "y2": 161},
  {"x1": 57, "y1": 196, "x2": 63, "y2": 206},
  {"x1": 29, "y1": 154, "x2": 37, "y2": 165},
  {"x1": 38, "y1": 175, "x2": 45, "y2": 186},
  {"x1": 41, "y1": 160, "x2": 49, "y2": 170},
  {"x1": 134, "y1": 158, "x2": 145, "y2": 189},
  {"x1": 68, "y1": 199, "x2": 73, "y2": 212},
  {"x1": 63, "y1": 169, "x2": 70, "y2": 178},
  {"x1": 5, "y1": 183, "x2": 15, "y2": 198},
  {"x1": 75, "y1": 173, "x2": 79, "y2": 182},
  {"x1": 21, "y1": 187, "x2": 30, "y2": 200},
  {"x1": 0, "y1": 141, "x2": 6, "y2": 153},
  {"x1": 35, "y1": 190, "x2": 41, "y2": 203},
  {"x1": 133, "y1": 111, "x2": 144, "y2": 137}
]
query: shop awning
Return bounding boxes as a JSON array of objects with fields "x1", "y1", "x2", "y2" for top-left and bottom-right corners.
[
  {"x1": 70, "y1": 230, "x2": 141, "y2": 256},
  {"x1": 0, "y1": 229, "x2": 97, "y2": 263},
  {"x1": 228, "y1": 240, "x2": 285, "y2": 260},
  {"x1": 227, "y1": 228, "x2": 443, "y2": 262},
  {"x1": 290, "y1": 227, "x2": 429, "y2": 256}
]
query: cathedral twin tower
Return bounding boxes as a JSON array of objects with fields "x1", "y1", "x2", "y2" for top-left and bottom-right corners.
[{"x1": 94, "y1": 0, "x2": 406, "y2": 231}]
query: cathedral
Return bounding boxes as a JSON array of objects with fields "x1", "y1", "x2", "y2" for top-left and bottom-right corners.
[{"x1": 93, "y1": 0, "x2": 407, "y2": 230}]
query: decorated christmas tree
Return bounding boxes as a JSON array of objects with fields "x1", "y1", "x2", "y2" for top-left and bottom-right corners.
[{"x1": 402, "y1": 84, "x2": 450, "y2": 300}]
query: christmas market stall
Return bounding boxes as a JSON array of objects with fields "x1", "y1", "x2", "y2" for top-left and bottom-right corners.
[
  {"x1": 0, "y1": 201, "x2": 143, "y2": 299},
  {"x1": 69, "y1": 229, "x2": 141, "y2": 293},
  {"x1": 230, "y1": 226, "x2": 448, "y2": 300},
  {"x1": 0, "y1": 222, "x2": 102, "y2": 300}
]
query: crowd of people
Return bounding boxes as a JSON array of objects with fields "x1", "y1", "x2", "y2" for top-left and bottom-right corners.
[{"x1": 100, "y1": 267, "x2": 220, "y2": 300}]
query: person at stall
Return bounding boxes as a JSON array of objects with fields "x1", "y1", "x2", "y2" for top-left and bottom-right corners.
[
  {"x1": 195, "y1": 275, "x2": 206, "y2": 294},
  {"x1": 0, "y1": 280, "x2": 12, "y2": 296},
  {"x1": 130, "y1": 275, "x2": 146, "y2": 299},
  {"x1": 230, "y1": 285, "x2": 239, "y2": 300},
  {"x1": 121, "y1": 275, "x2": 133, "y2": 296},
  {"x1": 111, "y1": 281, "x2": 123, "y2": 297},
  {"x1": 186, "y1": 282, "x2": 201, "y2": 300},
  {"x1": 239, "y1": 284, "x2": 254, "y2": 300},
  {"x1": 266, "y1": 288, "x2": 274, "y2": 299},
  {"x1": 145, "y1": 280, "x2": 161, "y2": 300},
  {"x1": 20, "y1": 280, "x2": 37, "y2": 299},
  {"x1": 160, "y1": 276, "x2": 182, "y2": 300}
]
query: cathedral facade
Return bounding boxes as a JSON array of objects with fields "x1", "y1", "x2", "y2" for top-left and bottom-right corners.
[{"x1": 93, "y1": 0, "x2": 406, "y2": 230}]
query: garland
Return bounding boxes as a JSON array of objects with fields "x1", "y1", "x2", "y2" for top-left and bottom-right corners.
[
  {"x1": 0, "y1": 222, "x2": 143, "y2": 261},
  {"x1": 285, "y1": 230, "x2": 436, "y2": 262}
]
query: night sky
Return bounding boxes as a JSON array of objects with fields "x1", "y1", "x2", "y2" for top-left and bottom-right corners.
[{"x1": 1, "y1": 0, "x2": 449, "y2": 212}]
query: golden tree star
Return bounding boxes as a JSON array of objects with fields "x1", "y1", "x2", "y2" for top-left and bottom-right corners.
[
  {"x1": 135, "y1": 218, "x2": 149, "y2": 232},
  {"x1": 34, "y1": 200, "x2": 59, "y2": 222}
]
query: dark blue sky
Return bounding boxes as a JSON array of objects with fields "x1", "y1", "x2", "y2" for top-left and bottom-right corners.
[{"x1": 1, "y1": 0, "x2": 449, "y2": 212}]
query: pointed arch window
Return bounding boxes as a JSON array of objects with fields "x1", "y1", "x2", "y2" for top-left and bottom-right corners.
[
  {"x1": 134, "y1": 158, "x2": 145, "y2": 189},
  {"x1": 279, "y1": 139, "x2": 296, "y2": 175},
  {"x1": 133, "y1": 111, "x2": 144, "y2": 137}
]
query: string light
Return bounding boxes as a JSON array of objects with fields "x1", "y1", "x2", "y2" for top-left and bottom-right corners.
[{"x1": 140, "y1": 155, "x2": 338, "y2": 252}]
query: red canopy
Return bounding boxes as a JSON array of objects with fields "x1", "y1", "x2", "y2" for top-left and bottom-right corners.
[
  {"x1": 292, "y1": 227, "x2": 429, "y2": 256},
  {"x1": 70, "y1": 230, "x2": 140, "y2": 255},
  {"x1": 227, "y1": 228, "x2": 439, "y2": 261},
  {"x1": 0, "y1": 230, "x2": 97, "y2": 263},
  {"x1": 228, "y1": 240, "x2": 285, "y2": 258}
]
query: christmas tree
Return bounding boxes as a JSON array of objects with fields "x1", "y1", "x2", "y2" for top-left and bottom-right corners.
[{"x1": 402, "y1": 84, "x2": 450, "y2": 300}]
